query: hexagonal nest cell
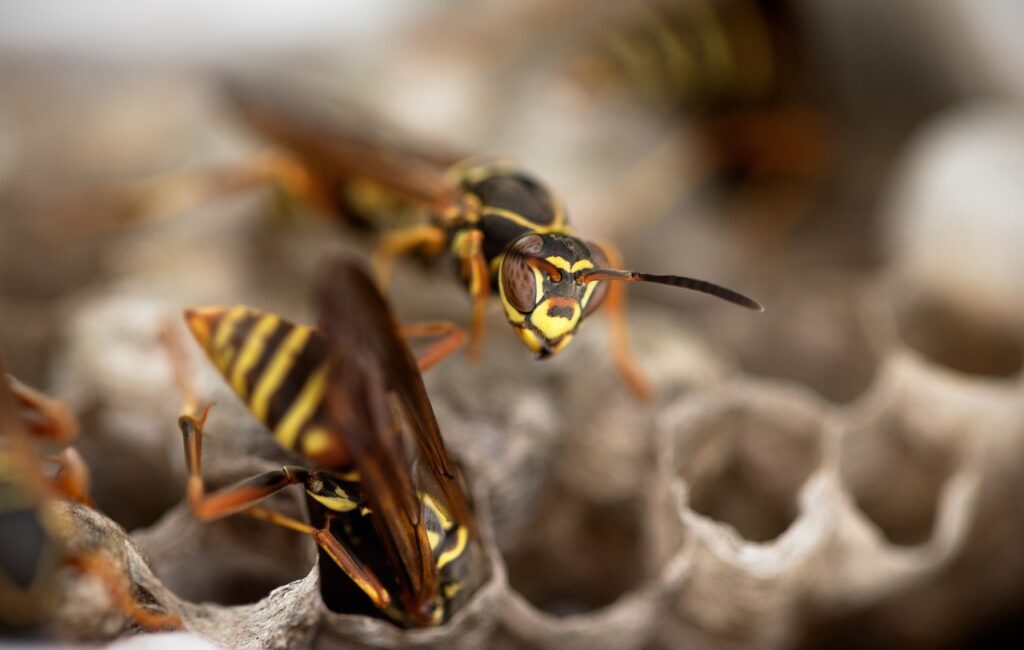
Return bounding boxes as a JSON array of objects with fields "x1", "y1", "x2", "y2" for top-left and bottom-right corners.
[
  {"x1": 895, "y1": 294, "x2": 1024, "y2": 379},
  {"x1": 840, "y1": 409, "x2": 956, "y2": 547},
  {"x1": 670, "y1": 393, "x2": 826, "y2": 543}
]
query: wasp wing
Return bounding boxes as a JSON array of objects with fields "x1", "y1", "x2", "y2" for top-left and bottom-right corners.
[
  {"x1": 320, "y1": 260, "x2": 476, "y2": 533},
  {"x1": 318, "y1": 259, "x2": 478, "y2": 620},
  {"x1": 318, "y1": 260, "x2": 434, "y2": 619},
  {"x1": 222, "y1": 74, "x2": 465, "y2": 213}
]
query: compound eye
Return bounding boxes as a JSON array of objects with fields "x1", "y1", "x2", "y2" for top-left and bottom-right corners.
[
  {"x1": 501, "y1": 252, "x2": 539, "y2": 313},
  {"x1": 581, "y1": 241, "x2": 611, "y2": 318}
]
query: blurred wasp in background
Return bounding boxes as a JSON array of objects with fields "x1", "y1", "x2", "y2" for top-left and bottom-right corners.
[
  {"x1": 167, "y1": 259, "x2": 486, "y2": 627},
  {"x1": 564, "y1": 0, "x2": 835, "y2": 237},
  {"x1": 158, "y1": 75, "x2": 760, "y2": 400},
  {"x1": 0, "y1": 358, "x2": 181, "y2": 636}
]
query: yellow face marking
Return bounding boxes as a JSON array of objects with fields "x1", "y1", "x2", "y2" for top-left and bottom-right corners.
[
  {"x1": 498, "y1": 277, "x2": 527, "y2": 325},
  {"x1": 570, "y1": 259, "x2": 594, "y2": 273},
  {"x1": 213, "y1": 306, "x2": 248, "y2": 353},
  {"x1": 273, "y1": 364, "x2": 328, "y2": 450},
  {"x1": 529, "y1": 299, "x2": 581, "y2": 341},
  {"x1": 545, "y1": 256, "x2": 571, "y2": 273},
  {"x1": 516, "y1": 327, "x2": 544, "y2": 354},
  {"x1": 230, "y1": 314, "x2": 280, "y2": 398},
  {"x1": 580, "y1": 280, "x2": 599, "y2": 312},
  {"x1": 300, "y1": 426, "x2": 333, "y2": 457},
  {"x1": 249, "y1": 326, "x2": 312, "y2": 423},
  {"x1": 437, "y1": 526, "x2": 469, "y2": 570},
  {"x1": 550, "y1": 333, "x2": 575, "y2": 356},
  {"x1": 496, "y1": 254, "x2": 534, "y2": 325},
  {"x1": 533, "y1": 266, "x2": 544, "y2": 307},
  {"x1": 542, "y1": 257, "x2": 593, "y2": 276},
  {"x1": 501, "y1": 294, "x2": 527, "y2": 324}
]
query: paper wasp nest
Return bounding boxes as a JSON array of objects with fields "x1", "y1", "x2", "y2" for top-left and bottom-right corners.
[{"x1": 3, "y1": 4, "x2": 1024, "y2": 648}]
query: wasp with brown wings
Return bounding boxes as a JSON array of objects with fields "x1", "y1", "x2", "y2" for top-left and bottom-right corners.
[
  {"x1": 209, "y1": 76, "x2": 761, "y2": 400},
  {"x1": 565, "y1": 0, "x2": 835, "y2": 222},
  {"x1": 171, "y1": 259, "x2": 485, "y2": 627}
]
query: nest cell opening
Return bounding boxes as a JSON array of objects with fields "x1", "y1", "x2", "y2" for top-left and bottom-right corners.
[
  {"x1": 503, "y1": 485, "x2": 646, "y2": 617},
  {"x1": 674, "y1": 400, "x2": 824, "y2": 543},
  {"x1": 149, "y1": 481, "x2": 316, "y2": 607},
  {"x1": 896, "y1": 295, "x2": 1024, "y2": 378},
  {"x1": 840, "y1": 411, "x2": 955, "y2": 546},
  {"x1": 73, "y1": 409, "x2": 183, "y2": 532},
  {"x1": 735, "y1": 280, "x2": 881, "y2": 404}
]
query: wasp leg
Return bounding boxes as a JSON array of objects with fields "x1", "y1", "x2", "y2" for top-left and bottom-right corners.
[
  {"x1": 371, "y1": 224, "x2": 448, "y2": 290},
  {"x1": 115, "y1": 149, "x2": 330, "y2": 230},
  {"x1": 46, "y1": 447, "x2": 94, "y2": 508},
  {"x1": 400, "y1": 321, "x2": 468, "y2": 372},
  {"x1": 68, "y1": 552, "x2": 182, "y2": 631},
  {"x1": 594, "y1": 242, "x2": 654, "y2": 401},
  {"x1": 7, "y1": 376, "x2": 79, "y2": 443},
  {"x1": 165, "y1": 325, "x2": 309, "y2": 519},
  {"x1": 159, "y1": 319, "x2": 201, "y2": 417},
  {"x1": 178, "y1": 412, "x2": 310, "y2": 520},
  {"x1": 451, "y1": 228, "x2": 489, "y2": 360},
  {"x1": 245, "y1": 507, "x2": 392, "y2": 610}
]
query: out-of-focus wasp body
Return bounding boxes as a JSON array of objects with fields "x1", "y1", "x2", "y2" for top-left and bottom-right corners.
[
  {"x1": 214, "y1": 77, "x2": 761, "y2": 399},
  {"x1": 0, "y1": 360, "x2": 181, "y2": 635},
  {"x1": 171, "y1": 260, "x2": 484, "y2": 627},
  {"x1": 0, "y1": 395, "x2": 64, "y2": 633},
  {"x1": 567, "y1": 0, "x2": 834, "y2": 223}
]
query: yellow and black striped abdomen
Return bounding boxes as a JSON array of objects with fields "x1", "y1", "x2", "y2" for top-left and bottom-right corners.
[{"x1": 184, "y1": 306, "x2": 349, "y2": 467}]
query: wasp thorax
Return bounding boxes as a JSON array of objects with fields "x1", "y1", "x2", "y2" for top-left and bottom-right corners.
[{"x1": 498, "y1": 233, "x2": 610, "y2": 358}]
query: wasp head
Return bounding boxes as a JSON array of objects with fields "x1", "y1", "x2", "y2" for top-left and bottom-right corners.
[{"x1": 497, "y1": 233, "x2": 610, "y2": 359}]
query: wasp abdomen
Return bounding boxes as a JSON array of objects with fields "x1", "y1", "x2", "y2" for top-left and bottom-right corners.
[{"x1": 184, "y1": 306, "x2": 345, "y2": 464}]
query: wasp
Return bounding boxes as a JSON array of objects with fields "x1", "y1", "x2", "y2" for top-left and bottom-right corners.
[
  {"x1": 169, "y1": 259, "x2": 485, "y2": 627},
  {"x1": 566, "y1": 0, "x2": 834, "y2": 226},
  {"x1": 197, "y1": 76, "x2": 761, "y2": 400},
  {"x1": 0, "y1": 359, "x2": 181, "y2": 635}
]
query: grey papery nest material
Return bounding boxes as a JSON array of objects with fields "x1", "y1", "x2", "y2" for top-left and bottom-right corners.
[{"x1": 46, "y1": 288, "x2": 1020, "y2": 649}]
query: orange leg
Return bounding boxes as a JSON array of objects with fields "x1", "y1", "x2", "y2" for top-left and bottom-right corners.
[
  {"x1": 595, "y1": 242, "x2": 653, "y2": 401},
  {"x1": 7, "y1": 376, "x2": 79, "y2": 443},
  {"x1": 245, "y1": 507, "x2": 392, "y2": 610},
  {"x1": 451, "y1": 229, "x2": 490, "y2": 360},
  {"x1": 371, "y1": 224, "x2": 448, "y2": 290},
  {"x1": 68, "y1": 552, "x2": 182, "y2": 631},
  {"x1": 400, "y1": 321, "x2": 468, "y2": 372},
  {"x1": 120, "y1": 149, "x2": 331, "y2": 229},
  {"x1": 177, "y1": 411, "x2": 309, "y2": 521},
  {"x1": 47, "y1": 447, "x2": 94, "y2": 508},
  {"x1": 165, "y1": 322, "x2": 311, "y2": 519},
  {"x1": 159, "y1": 320, "x2": 201, "y2": 418}
]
